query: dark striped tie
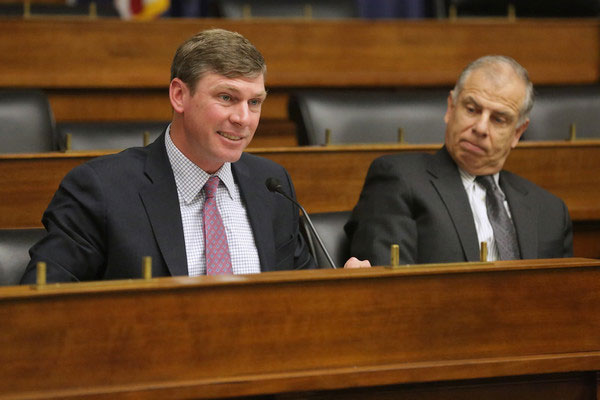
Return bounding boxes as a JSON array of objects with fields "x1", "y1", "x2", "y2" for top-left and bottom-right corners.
[{"x1": 475, "y1": 175, "x2": 521, "y2": 260}]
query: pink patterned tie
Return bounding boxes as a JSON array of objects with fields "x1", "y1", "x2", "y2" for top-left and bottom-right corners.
[{"x1": 203, "y1": 176, "x2": 232, "y2": 275}]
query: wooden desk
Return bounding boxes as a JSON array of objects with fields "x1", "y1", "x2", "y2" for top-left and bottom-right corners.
[
  {"x1": 2, "y1": 141, "x2": 600, "y2": 256},
  {"x1": 1, "y1": 18, "x2": 598, "y2": 122},
  {"x1": 1, "y1": 258, "x2": 600, "y2": 399}
]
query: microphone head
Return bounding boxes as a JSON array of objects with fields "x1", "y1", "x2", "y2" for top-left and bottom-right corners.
[{"x1": 265, "y1": 177, "x2": 282, "y2": 193}]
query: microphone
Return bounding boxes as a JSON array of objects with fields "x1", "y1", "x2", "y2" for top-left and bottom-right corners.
[{"x1": 265, "y1": 177, "x2": 337, "y2": 269}]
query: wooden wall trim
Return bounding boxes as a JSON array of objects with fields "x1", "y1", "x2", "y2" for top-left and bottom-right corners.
[
  {"x1": 2, "y1": 142, "x2": 600, "y2": 257},
  {"x1": 1, "y1": 18, "x2": 598, "y2": 89},
  {"x1": 45, "y1": 88, "x2": 291, "y2": 121},
  {"x1": 2, "y1": 18, "x2": 597, "y2": 122},
  {"x1": 1, "y1": 141, "x2": 598, "y2": 222}
]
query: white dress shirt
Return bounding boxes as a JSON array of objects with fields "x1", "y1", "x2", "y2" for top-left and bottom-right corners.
[{"x1": 460, "y1": 169, "x2": 514, "y2": 262}]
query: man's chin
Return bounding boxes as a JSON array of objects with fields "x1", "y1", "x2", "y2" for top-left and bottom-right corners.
[
  {"x1": 455, "y1": 155, "x2": 501, "y2": 176},
  {"x1": 462, "y1": 164, "x2": 501, "y2": 176},
  {"x1": 221, "y1": 149, "x2": 245, "y2": 164}
]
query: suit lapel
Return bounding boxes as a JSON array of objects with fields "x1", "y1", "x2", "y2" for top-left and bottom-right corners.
[
  {"x1": 499, "y1": 172, "x2": 537, "y2": 259},
  {"x1": 139, "y1": 133, "x2": 188, "y2": 276},
  {"x1": 232, "y1": 156, "x2": 276, "y2": 271},
  {"x1": 428, "y1": 148, "x2": 481, "y2": 262}
]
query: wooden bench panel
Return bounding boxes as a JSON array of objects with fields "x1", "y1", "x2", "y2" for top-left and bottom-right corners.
[
  {"x1": 1, "y1": 19, "x2": 598, "y2": 122},
  {"x1": 1, "y1": 142, "x2": 599, "y2": 256}
]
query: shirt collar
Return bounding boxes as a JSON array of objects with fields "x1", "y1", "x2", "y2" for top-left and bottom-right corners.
[
  {"x1": 459, "y1": 167, "x2": 500, "y2": 190},
  {"x1": 165, "y1": 125, "x2": 235, "y2": 204}
]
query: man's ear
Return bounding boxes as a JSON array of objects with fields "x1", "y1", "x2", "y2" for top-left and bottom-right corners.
[
  {"x1": 169, "y1": 78, "x2": 187, "y2": 114},
  {"x1": 444, "y1": 91, "x2": 455, "y2": 124},
  {"x1": 511, "y1": 119, "x2": 529, "y2": 148}
]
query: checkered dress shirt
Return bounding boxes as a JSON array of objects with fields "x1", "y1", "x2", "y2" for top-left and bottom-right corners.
[{"x1": 165, "y1": 127, "x2": 261, "y2": 276}]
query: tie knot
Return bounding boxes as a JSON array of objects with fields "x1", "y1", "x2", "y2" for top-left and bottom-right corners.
[
  {"x1": 204, "y1": 176, "x2": 220, "y2": 199},
  {"x1": 476, "y1": 175, "x2": 496, "y2": 192}
]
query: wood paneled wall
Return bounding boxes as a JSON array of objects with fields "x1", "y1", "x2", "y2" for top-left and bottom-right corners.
[{"x1": 1, "y1": 18, "x2": 598, "y2": 121}]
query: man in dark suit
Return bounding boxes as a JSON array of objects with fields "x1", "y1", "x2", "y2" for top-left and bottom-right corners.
[
  {"x1": 21, "y1": 29, "x2": 369, "y2": 283},
  {"x1": 346, "y1": 55, "x2": 573, "y2": 266}
]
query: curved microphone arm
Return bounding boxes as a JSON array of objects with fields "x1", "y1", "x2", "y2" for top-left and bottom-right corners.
[{"x1": 265, "y1": 177, "x2": 337, "y2": 269}]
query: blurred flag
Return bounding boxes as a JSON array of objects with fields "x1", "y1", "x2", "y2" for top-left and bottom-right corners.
[{"x1": 115, "y1": 0, "x2": 169, "y2": 19}]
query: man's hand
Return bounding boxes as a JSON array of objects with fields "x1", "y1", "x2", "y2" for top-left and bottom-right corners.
[{"x1": 343, "y1": 257, "x2": 371, "y2": 269}]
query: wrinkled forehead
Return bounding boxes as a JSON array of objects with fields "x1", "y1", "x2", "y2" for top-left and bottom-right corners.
[{"x1": 459, "y1": 66, "x2": 526, "y2": 114}]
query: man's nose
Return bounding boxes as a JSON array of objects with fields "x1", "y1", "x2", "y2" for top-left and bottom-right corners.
[
  {"x1": 473, "y1": 112, "x2": 490, "y2": 136},
  {"x1": 230, "y1": 102, "x2": 250, "y2": 126}
]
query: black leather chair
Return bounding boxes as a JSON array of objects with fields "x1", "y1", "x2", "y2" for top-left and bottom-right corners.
[
  {"x1": 525, "y1": 85, "x2": 600, "y2": 141},
  {"x1": 445, "y1": 0, "x2": 509, "y2": 16},
  {"x1": 516, "y1": 0, "x2": 600, "y2": 17},
  {"x1": 0, "y1": 228, "x2": 45, "y2": 286},
  {"x1": 289, "y1": 89, "x2": 449, "y2": 145},
  {"x1": 0, "y1": 90, "x2": 57, "y2": 153},
  {"x1": 57, "y1": 121, "x2": 166, "y2": 151},
  {"x1": 300, "y1": 211, "x2": 351, "y2": 269},
  {"x1": 215, "y1": 0, "x2": 358, "y2": 18},
  {"x1": 445, "y1": 0, "x2": 600, "y2": 17},
  {"x1": 0, "y1": 2, "x2": 119, "y2": 16}
]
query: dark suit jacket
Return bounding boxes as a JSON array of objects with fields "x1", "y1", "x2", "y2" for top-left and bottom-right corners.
[
  {"x1": 21, "y1": 134, "x2": 315, "y2": 283},
  {"x1": 346, "y1": 147, "x2": 573, "y2": 266}
]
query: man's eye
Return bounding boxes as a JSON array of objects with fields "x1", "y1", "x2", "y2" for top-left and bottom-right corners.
[
  {"x1": 220, "y1": 94, "x2": 232, "y2": 102},
  {"x1": 249, "y1": 99, "x2": 262, "y2": 106}
]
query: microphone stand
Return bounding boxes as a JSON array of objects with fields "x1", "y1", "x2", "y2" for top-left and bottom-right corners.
[{"x1": 265, "y1": 178, "x2": 338, "y2": 269}]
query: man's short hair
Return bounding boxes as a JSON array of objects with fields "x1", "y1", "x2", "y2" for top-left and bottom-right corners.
[
  {"x1": 170, "y1": 29, "x2": 266, "y2": 93},
  {"x1": 452, "y1": 55, "x2": 534, "y2": 125}
]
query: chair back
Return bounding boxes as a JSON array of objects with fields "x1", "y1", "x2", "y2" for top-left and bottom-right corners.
[
  {"x1": 0, "y1": 229, "x2": 45, "y2": 286},
  {"x1": 525, "y1": 85, "x2": 600, "y2": 141},
  {"x1": 300, "y1": 211, "x2": 351, "y2": 269},
  {"x1": 0, "y1": 2, "x2": 119, "y2": 16},
  {"x1": 446, "y1": 0, "x2": 600, "y2": 17},
  {"x1": 0, "y1": 90, "x2": 56, "y2": 153},
  {"x1": 289, "y1": 89, "x2": 448, "y2": 145},
  {"x1": 216, "y1": 0, "x2": 357, "y2": 18},
  {"x1": 57, "y1": 121, "x2": 166, "y2": 151}
]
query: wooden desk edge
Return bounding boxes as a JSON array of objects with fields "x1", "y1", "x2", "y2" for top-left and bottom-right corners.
[
  {"x1": 3, "y1": 257, "x2": 598, "y2": 299},
  {"x1": 2, "y1": 139, "x2": 600, "y2": 159},
  {"x1": 9, "y1": 352, "x2": 600, "y2": 400}
]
